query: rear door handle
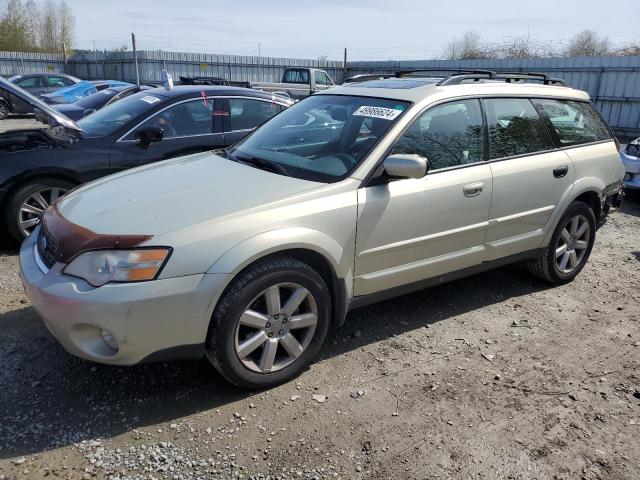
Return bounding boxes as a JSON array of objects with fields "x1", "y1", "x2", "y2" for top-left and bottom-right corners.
[
  {"x1": 463, "y1": 182, "x2": 484, "y2": 197},
  {"x1": 553, "y1": 165, "x2": 569, "y2": 178}
]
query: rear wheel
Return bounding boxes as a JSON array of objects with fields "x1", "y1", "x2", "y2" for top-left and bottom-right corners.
[
  {"x1": 206, "y1": 256, "x2": 331, "y2": 389},
  {"x1": 5, "y1": 178, "x2": 74, "y2": 242},
  {"x1": 0, "y1": 101, "x2": 8, "y2": 120},
  {"x1": 528, "y1": 201, "x2": 596, "y2": 284}
]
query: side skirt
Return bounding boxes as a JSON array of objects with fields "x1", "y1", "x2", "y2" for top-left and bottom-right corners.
[{"x1": 347, "y1": 248, "x2": 545, "y2": 311}]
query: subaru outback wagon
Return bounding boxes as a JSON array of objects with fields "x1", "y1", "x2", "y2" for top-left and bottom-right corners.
[{"x1": 20, "y1": 70, "x2": 624, "y2": 388}]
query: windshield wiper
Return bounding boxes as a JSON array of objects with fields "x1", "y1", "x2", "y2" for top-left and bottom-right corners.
[{"x1": 231, "y1": 152, "x2": 291, "y2": 177}]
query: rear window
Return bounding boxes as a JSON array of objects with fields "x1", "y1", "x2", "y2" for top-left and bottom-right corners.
[
  {"x1": 283, "y1": 69, "x2": 310, "y2": 84},
  {"x1": 532, "y1": 99, "x2": 611, "y2": 146}
]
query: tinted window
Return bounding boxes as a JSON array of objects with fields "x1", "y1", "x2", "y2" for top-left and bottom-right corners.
[
  {"x1": 78, "y1": 92, "x2": 165, "y2": 136},
  {"x1": 136, "y1": 98, "x2": 214, "y2": 138},
  {"x1": 283, "y1": 69, "x2": 310, "y2": 84},
  {"x1": 15, "y1": 76, "x2": 43, "y2": 88},
  {"x1": 48, "y1": 75, "x2": 74, "y2": 87},
  {"x1": 229, "y1": 99, "x2": 284, "y2": 131},
  {"x1": 230, "y1": 95, "x2": 410, "y2": 182},
  {"x1": 391, "y1": 99, "x2": 484, "y2": 170},
  {"x1": 533, "y1": 99, "x2": 611, "y2": 146},
  {"x1": 484, "y1": 98, "x2": 552, "y2": 159}
]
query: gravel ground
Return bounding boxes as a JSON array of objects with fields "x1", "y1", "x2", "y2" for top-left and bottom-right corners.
[
  {"x1": 0, "y1": 192, "x2": 639, "y2": 479},
  {"x1": 0, "y1": 115, "x2": 44, "y2": 131},
  {"x1": 1, "y1": 104, "x2": 639, "y2": 480}
]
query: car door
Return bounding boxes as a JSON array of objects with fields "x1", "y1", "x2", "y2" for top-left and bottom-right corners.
[
  {"x1": 223, "y1": 97, "x2": 287, "y2": 145},
  {"x1": 109, "y1": 97, "x2": 224, "y2": 171},
  {"x1": 482, "y1": 97, "x2": 574, "y2": 260},
  {"x1": 354, "y1": 98, "x2": 492, "y2": 296}
]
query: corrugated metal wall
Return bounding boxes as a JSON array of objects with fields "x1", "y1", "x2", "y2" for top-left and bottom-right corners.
[
  {"x1": 1, "y1": 51, "x2": 639, "y2": 136},
  {"x1": 347, "y1": 56, "x2": 640, "y2": 137},
  {"x1": 64, "y1": 50, "x2": 345, "y2": 85},
  {"x1": 0, "y1": 51, "x2": 65, "y2": 76}
]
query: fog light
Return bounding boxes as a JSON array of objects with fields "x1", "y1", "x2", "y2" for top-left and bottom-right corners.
[{"x1": 100, "y1": 329, "x2": 119, "y2": 351}]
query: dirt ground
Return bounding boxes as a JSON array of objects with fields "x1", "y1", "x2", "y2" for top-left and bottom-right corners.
[{"x1": 0, "y1": 130, "x2": 638, "y2": 478}]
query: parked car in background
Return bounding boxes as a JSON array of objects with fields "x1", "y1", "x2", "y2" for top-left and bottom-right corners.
[
  {"x1": 0, "y1": 77, "x2": 293, "y2": 240},
  {"x1": 45, "y1": 84, "x2": 155, "y2": 121},
  {"x1": 40, "y1": 80, "x2": 134, "y2": 104},
  {"x1": 620, "y1": 138, "x2": 640, "y2": 192},
  {"x1": 18, "y1": 70, "x2": 624, "y2": 389},
  {"x1": 251, "y1": 67, "x2": 335, "y2": 100},
  {"x1": 1, "y1": 73, "x2": 82, "y2": 119}
]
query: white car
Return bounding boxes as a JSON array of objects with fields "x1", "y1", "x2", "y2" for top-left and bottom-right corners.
[{"x1": 20, "y1": 70, "x2": 625, "y2": 389}]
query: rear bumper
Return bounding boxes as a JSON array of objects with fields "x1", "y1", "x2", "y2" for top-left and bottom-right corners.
[
  {"x1": 20, "y1": 229, "x2": 228, "y2": 365},
  {"x1": 620, "y1": 151, "x2": 640, "y2": 190}
]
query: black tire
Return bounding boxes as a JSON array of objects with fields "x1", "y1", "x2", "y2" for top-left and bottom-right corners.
[
  {"x1": 206, "y1": 256, "x2": 331, "y2": 389},
  {"x1": 528, "y1": 200, "x2": 596, "y2": 284},
  {"x1": 4, "y1": 177, "x2": 75, "y2": 242},
  {"x1": 0, "y1": 101, "x2": 8, "y2": 120}
]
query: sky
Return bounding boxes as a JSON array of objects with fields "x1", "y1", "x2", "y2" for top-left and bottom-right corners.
[{"x1": 61, "y1": 0, "x2": 637, "y2": 61}]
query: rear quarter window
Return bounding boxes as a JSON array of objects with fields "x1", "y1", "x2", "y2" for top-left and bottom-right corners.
[{"x1": 532, "y1": 99, "x2": 612, "y2": 146}]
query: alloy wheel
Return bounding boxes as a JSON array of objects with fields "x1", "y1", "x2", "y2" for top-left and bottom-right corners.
[
  {"x1": 555, "y1": 214, "x2": 590, "y2": 274},
  {"x1": 234, "y1": 282, "x2": 318, "y2": 373},
  {"x1": 18, "y1": 187, "x2": 68, "y2": 237}
]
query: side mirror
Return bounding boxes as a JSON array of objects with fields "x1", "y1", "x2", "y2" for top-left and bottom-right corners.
[
  {"x1": 136, "y1": 126, "x2": 163, "y2": 148},
  {"x1": 383, "y1": 153, "x2": 428, "y2": 179},
  {"x1": 82, "y1": 108, "x2": 95, "y2": 118}
]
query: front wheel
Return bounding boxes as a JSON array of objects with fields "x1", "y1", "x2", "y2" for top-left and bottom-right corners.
[
  {"x1": 528, "y1": 200, "x2": 596, "y2": 284},
  {"x1": 5, "y1": 178, "x2": 74, "y2": 242},
  {"x1": 206, "y1": 257, "x2": 331, "y2": 389}
]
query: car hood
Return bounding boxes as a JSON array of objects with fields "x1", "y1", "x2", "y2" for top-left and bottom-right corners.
[
  {"x1": 57, "y1": 151, "x2": 323, "y2": 236},
  {"x1": 0, "y1": 76, "x2": 82, "y2": 132}
]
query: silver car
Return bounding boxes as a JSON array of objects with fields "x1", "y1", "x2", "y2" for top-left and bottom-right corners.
[
  {"x1": 620, "y1": 138, "x2": 640, "y2": 191},
  {"x1": 20, "y1": 71, "x2": 625, "y2": 388}
]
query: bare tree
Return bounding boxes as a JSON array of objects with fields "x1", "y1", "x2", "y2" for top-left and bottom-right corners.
[
  {"x1": 615, "y1": 39, "x2": 640, "y2": 56},
  {"x1": 443, "y1": 31, "x2": 496, "y2": 60},
  {"x1": 57, "y1": 0, "x2": 73, "y2": 52},
  {"x1": 563, "y1": 29, "x2": 611, "y2": 57}
]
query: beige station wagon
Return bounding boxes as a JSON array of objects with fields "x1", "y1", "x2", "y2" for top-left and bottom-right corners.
[{"x1": 20, "y1": 70, "x2": 625, "y2": 388}]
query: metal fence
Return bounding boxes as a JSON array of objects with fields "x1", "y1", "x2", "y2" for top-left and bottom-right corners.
[
  {"x1": 347, "y1": 57, "x2": 640, "y2": 138},
  {"x1": 64, "y1": 50, "x2": 345, "y2": 85},
  {"x1": 1, "y1": 51, "x2": 639, "y2": 137},
  {"x1": 0, "y1": 51, "x2": 65, "y2": 76}
]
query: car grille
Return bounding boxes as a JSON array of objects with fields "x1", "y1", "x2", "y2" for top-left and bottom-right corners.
[{"x1": 37, "y1": 226, "x2": 59, "y2": 269}]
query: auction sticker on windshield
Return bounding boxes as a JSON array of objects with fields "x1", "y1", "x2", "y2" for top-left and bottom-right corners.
[
  {"x1": 353, "y1": 105, "x2": 402, "y2": 120},
  {"x1": 140, "y1": 95, "x2": 161, "y2": 104}
]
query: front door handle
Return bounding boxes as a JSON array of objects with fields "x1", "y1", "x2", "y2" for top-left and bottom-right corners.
[
  {"x1": 463, "y1": 182, "x2": 484, "y2": 197},
  {"x1": 553, "y1": 165, "x2": 569, "y2": 178}
]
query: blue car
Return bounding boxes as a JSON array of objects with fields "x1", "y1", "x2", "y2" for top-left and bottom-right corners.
[
  {"x1": 620, "y1": 138, "x2": 640, "y2": 191},
  {"x1": 41, "y1": 80, "x2": 134, "y2": 104},
  {"x1": 51, "y1": 84, "x2": 155, "y2": 120}
]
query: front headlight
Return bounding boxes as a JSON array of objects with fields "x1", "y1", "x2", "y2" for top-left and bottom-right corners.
[{"x1": 63, "y1": 248, "x2": 171, "y2": 287}]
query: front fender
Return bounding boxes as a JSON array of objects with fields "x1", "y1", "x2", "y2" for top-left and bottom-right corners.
[{"x1": 207, "y1": 227, "x2": 351, "y2": 282}]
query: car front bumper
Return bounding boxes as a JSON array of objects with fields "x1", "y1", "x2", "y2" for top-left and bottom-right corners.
[
  {"x1": 620, "y1": 151, "x2": 640, "y2": 190},
  {"x1": 19, "y1": 229, "x2": 227, "y2": 365}
]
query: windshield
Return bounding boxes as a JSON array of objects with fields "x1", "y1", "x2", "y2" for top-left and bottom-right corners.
[
  {"x1": 229, "y1": 95, "x2": 410, "y2": 182},
  {"x1": 77, "y1": 90, "x2": 165, "y2": 136}
]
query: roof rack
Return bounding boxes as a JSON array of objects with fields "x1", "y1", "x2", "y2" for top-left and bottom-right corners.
[{"x1": 344, "y1": 69, "x2": 566, "y2": 86}]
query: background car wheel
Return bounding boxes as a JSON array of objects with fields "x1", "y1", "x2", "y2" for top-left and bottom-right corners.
[
  {"x1": 0, "y1": 101, "x2": 8, "y2": 120},
  {"x1": 5, "y1": 178, "x2": 75, "y2": 242},
  {"x1": 206, "y1": 256, "x2": 331, "y2": 389},
  {"x1": 528, "y1": 200, "x2": 596, "y2": 284}
]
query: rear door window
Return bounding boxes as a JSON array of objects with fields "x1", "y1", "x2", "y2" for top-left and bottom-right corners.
[
  {"x1": 532, "y1": 99, "x2": 611, "y2": 146},
  {"x1": 484, "y1": 98, "x2": 553, "y2": 159},
  {"x1": 229, "y1": 98, "x2": 285, "y2": 131}
]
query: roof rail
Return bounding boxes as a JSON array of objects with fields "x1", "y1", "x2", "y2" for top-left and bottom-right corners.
[
  {"x1": 344, "y1": 69, "x2": 566, "y2": 87},
  {"x1": 436, "y1": 70, "x2": 565, "y2": 86}
]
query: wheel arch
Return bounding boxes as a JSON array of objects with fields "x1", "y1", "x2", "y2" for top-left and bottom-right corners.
[
  {"x1": 207, "y1": 228, "x2": 353, "y2": 328},
  {"x1": 1, "y1": 169, "x2": 81, "y2": 207},
  {"x1": 541, "y1": 178, "x2": 604, "y2": 247}
]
